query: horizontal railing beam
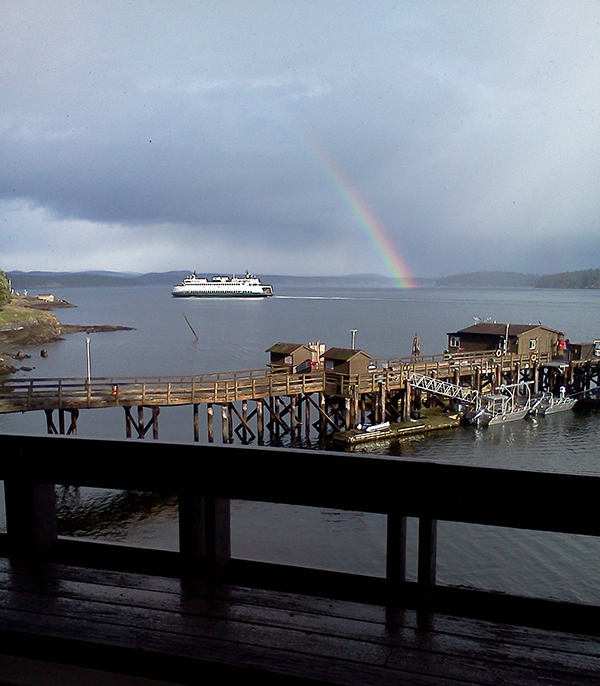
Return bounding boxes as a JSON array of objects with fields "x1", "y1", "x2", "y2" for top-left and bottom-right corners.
[{"x1": 2, "y1": 434, "x2": 600, "y2": 537}]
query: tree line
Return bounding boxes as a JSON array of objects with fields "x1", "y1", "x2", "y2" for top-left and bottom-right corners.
[
  {"x1": 0, "y1": 269, "x2": 11, "y2": 307},
  {"x1": 436, "y1": 269, "x2": 600, "y2": 289}
]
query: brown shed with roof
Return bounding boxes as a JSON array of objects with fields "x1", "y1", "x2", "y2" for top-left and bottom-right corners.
[
  {"x1": 322, "y1": 348, "x2": 373, "y2": 375},
  {"x1": 266, "y1": 342, "x2": 314, "y2": 372},
  {"x1": 447, "y1": 323, "x2": 564, "y2": 357}
]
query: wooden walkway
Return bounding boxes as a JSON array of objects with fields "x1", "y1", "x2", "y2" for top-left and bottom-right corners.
[
  {"x1": 2, "y1": 557, "x2": 600, "y2": 686},
  {"x1": 0, "y1": 351, "x2": 547, "y2": 414}
]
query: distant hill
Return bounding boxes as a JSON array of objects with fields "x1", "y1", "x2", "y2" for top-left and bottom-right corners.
[
  {"x1": 9, "y1": 268, "x2": 600, "y2": 291},
  {"x1": 8, "y1": 270, "x2": 188, "y2": 290},
  {"x1": 435, "y1": 271, "x2": 539, "y2": 288},
  {"x1": 536, "y1": 269, "x2": 600, "y2": 289},
  {"x1": 435, "y1": 269, "x2": 600, "y2": 289},
  {"x1": 8, "y1": 271, "x2": 435, "y2": 290}
]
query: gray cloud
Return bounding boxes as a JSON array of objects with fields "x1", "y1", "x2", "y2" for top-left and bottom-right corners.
[{"x1": 1, "y1": 1, "x2": 600, "y2": 277}]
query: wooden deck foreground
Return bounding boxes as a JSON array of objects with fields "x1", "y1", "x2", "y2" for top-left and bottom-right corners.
[
  {"x1": 2, "y1": 557, "x2": 600, "y2": 686},
  {"x1": 3, "y1": 435, "x2": 600, "y2": 684}
]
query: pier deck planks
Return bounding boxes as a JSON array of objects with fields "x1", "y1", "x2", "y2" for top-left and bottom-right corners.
[{"x1": 1, "y1": 558, "x2": 599, "y2": 685}]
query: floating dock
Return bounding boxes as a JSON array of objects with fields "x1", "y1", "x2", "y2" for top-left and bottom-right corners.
[{"x1": 333, "y1": 406, "x2": 460, "y2": 445}]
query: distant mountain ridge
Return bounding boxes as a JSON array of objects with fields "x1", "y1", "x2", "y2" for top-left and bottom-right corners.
[
  {"x1": 7, "y1": 268, "x2": 600, "y2": 290},
  {"x1": 7, "y1": 270, "x2": 186, "y2": 289},
  {"x1": 535, "y1": 269, "x2": 600, "y2": 289},
  {"x1": 435, "y1": 269, "x2": 600, "y2": 289},
  {"x1": 8, "y1": 271, "x2": 435, "y2": 290},
  {"x1": 435, "y1": 271, "x2": 539, "y2": 288}
]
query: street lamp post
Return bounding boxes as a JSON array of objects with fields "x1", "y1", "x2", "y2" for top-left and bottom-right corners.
[{"x1": 86, "y1": 337, "x2": 91, "y2": 385}]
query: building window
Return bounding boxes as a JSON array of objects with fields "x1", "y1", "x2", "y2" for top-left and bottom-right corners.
[
  {"x1": 284, "y1": 355, "x2": 293, "y2": 365},
  {"x1": 449, "y1": 336, "x2": 460, "y2": 348},
  {"x1": 529, "y1": 339, "x2": 537, "y2": 350}
]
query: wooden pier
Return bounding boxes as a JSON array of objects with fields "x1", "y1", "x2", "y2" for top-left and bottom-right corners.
[
  {"x1": 1, "y1": 350, "x2": 598, "y2": 442},
  {"x1": 2, "y1": 434, "x2": 600, "y2": 684}
]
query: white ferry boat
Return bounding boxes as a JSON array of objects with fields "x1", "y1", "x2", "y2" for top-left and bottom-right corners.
[{"x1": 172, "y1": 271, "x2": 274, "y2": 298}]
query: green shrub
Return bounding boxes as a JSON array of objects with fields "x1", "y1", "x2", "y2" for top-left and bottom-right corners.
[{"x1": 0, "y1": 269, "x2": 12, "y2": 307}]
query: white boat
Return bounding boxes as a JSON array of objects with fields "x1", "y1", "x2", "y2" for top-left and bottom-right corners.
[
  {"x1": 536, "y1": 388, "x2": 577, "y2": 415},
  {"x1": 172, "y1": 271, "x2": 274, "y2": 298},
  {"x1": 357, "y1": 421, "x2": 391, "y2": 434},
  {"x1": 469, "y1": 382, "x2": 533, "y2": 427}
]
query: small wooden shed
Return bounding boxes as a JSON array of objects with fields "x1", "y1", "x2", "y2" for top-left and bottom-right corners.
[
  {"x1": 266, "y1": 343, "x2": 313, "y2": 372},
  {"x1": 567, "y1": 341, "x2": 600, "y2": 361},
  {"x1": 322, "y1": 348, "x2": 373, "y2": 376},
  {"x1": 447, "y1": 323, "x2": 564, "y2": 357}
]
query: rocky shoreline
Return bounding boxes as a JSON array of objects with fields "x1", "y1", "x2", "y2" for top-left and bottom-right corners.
[{"x1": 0, "y1": 295, "x2": 133, "y2": 375}]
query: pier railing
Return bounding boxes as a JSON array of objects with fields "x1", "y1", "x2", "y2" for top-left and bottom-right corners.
[
  {"x1": 0, "y1": 370, "x2": 329, "y2": 412},
  {"x1": 0, "y1": 350, "x2": 551, "y2": 414},
  {"x1": 2, "y1": 433, "x2": 600, "y2": 632},
  {"x1": 371, "y1": 350, "x2": 549, "y2": 371}
]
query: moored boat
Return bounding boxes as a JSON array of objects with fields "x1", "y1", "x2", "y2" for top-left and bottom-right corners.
[
  {"x1": 468, "y1": 382, "x2": 533, "y2": 427},
  {"x1": 536, "y1": 388, "x2": 577, "y2": 415},
  {"x1": 172, "y1": 271, "x2": 274, "y2": 298}
]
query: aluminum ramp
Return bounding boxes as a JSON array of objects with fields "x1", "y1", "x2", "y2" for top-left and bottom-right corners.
[{"x1": 408, "y1": 372, "x2": 479, "y2": 405}]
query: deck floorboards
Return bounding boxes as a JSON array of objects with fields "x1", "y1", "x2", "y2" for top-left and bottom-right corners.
[{"x1": 1, "y1": 558, "x2": 600, "y2": 685}]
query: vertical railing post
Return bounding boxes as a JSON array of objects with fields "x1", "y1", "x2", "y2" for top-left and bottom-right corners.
[
  {"x1": 4, "y1": 481, "x2": 58, "y2": 560},
  {"x1": 386, "y1": 510, "x2": 407, "y2": 599},
  {"x1": 418, "y1": 516, "x2": 437, "y2": 608},
  {"x1": 178, "y1": 490, "x2": 231, "y2": 581}
]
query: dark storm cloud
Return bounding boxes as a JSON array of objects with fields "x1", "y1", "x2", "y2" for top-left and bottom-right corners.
[{"x1": 1, "y1": 1, "x2": 600, "y2": 276}]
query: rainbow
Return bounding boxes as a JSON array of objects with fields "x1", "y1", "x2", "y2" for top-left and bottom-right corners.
[{"x1": 298, "y1": 131, "x2": 417, "y2": 289}]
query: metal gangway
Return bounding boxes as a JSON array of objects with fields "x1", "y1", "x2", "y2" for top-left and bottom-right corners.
[{"x1": 408, "y1": 372, "x2": 479, "y2": 405}]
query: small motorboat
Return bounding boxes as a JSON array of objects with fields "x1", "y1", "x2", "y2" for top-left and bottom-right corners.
[
  {"x1": 536, "y1": 388, "x2": 577, "y2": 415},
  {"x1": 468, "y1": 382, "x2": 533, "y2": 427}
]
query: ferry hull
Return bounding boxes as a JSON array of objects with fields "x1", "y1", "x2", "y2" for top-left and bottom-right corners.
[{"x1": 172, "y1": 291, "x2": 271, "y2": 298}]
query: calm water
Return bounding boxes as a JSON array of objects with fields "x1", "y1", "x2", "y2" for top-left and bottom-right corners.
[{"x1": 2, "y1": 282, "x2": 600, "y2": 604}]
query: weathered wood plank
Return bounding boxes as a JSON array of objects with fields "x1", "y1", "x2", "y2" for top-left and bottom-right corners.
[
  {"x1": 1, "y1": 560, "x2": 600, "y2": 685},
  {"x1": 3, "y1": 559, "x2": 600, "y2": 660}
]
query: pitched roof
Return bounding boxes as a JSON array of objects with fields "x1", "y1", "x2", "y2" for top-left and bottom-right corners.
[
  {"x1": 266, "y1": 342, "x2": 310, "y2": 354},
  {"x1": 451, "y1": 323, "x2": 563, "y2": 336},
  {"x1": 323, "y1": 347, "x2": 372, "y2": 361}
]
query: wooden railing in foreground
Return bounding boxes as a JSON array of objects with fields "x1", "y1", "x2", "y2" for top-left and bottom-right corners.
[{"x1": 2, "y1": 434, "x2": 600, "y2": 633}]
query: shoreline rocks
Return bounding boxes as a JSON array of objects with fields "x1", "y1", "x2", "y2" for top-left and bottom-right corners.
[{"x1": 0, "y1": 295, "x2": 133, "y2": 376}]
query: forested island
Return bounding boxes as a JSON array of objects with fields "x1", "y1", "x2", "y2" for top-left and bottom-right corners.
[{"x1": 436, "y1": 268, "x2": 600, "y2": 289}]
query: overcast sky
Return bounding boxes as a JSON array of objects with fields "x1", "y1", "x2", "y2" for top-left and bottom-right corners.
[{"x1": 1, "y1": 1, "x2": 600, "y2": 279}]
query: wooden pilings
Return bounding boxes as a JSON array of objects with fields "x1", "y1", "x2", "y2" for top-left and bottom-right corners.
[
  {"x1": 197, "y1": 393, "x2": 351, "y2": 446},
  {"x1": 44, "y1": 409, "x2": 79, "y2": 435},
  {"x1": 124, "y1": 406, "x2": 160, "y2": 439}
]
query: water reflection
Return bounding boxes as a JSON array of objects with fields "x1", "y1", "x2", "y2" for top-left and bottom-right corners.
[{"x1": 56, "y1": 486, "x2": 178, "y2": 548}]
